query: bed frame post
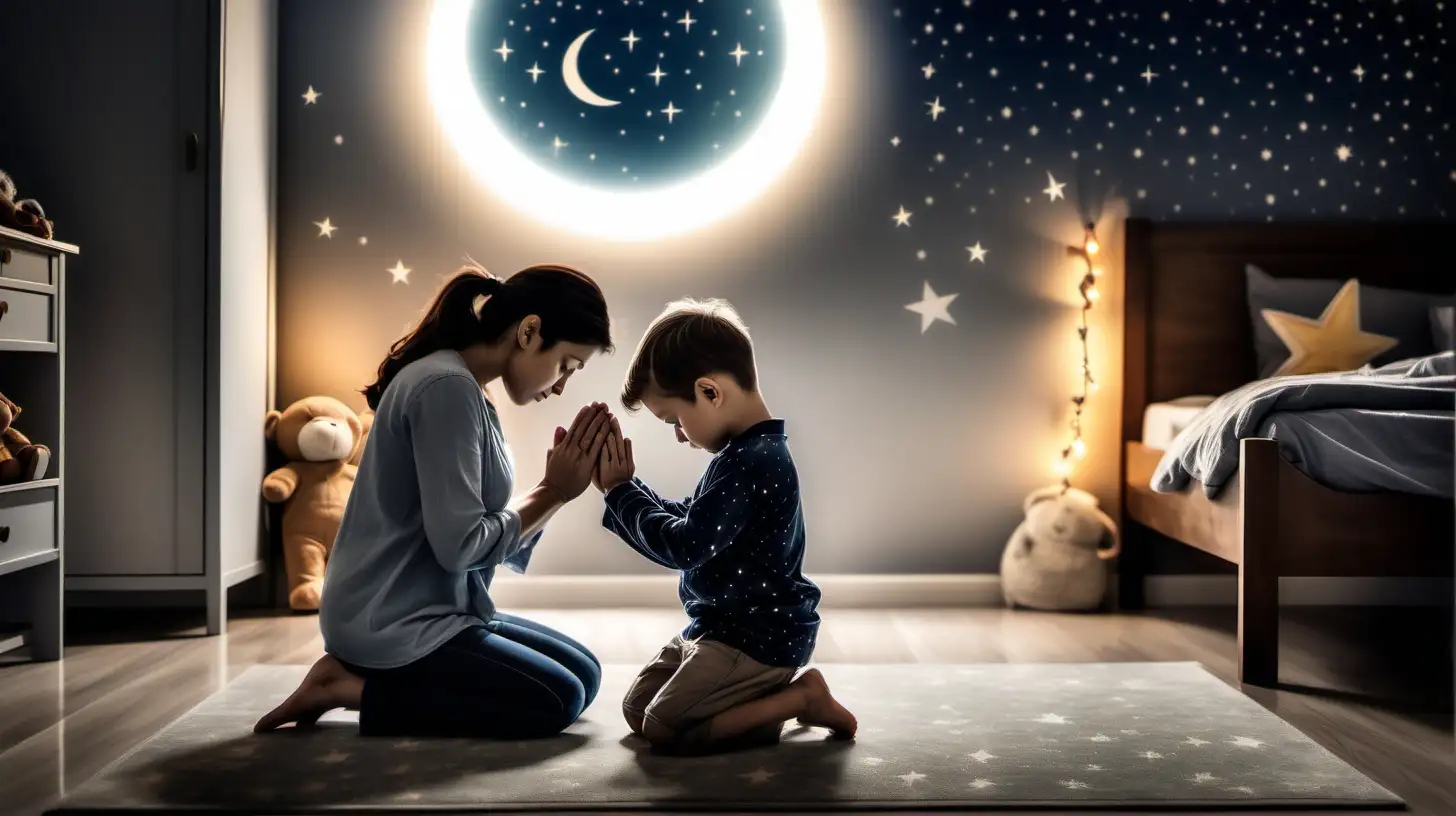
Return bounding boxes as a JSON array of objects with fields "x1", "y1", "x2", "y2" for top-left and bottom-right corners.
[{"x1": 1238, "y1": 438, "x2": 1280, "y2": 687}]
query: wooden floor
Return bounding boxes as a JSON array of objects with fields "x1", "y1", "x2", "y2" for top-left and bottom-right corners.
[{"x1": 0, "y1": 605, "x2": 1451, "y2": 815}]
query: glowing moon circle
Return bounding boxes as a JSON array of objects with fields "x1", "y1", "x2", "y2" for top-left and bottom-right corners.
[
  {"x1": 561, "y1": 30, "x2": 619, "y2": 108},
  {"x1": 426, "y1": 0, "x2": 827, "y2": 242}
]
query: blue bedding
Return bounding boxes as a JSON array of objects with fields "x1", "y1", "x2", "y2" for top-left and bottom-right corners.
[{"x1": 1153, "y1": 352, "x2": 1455, "y2": 499}]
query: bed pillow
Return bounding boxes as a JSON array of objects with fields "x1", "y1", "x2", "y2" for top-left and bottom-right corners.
[
  {"x1": 1432, "y1": 305, "x2": 1454, "y2": 351},
  {"x1": 1245, "y1": 265, "x2": 1444, "y2": 378}
]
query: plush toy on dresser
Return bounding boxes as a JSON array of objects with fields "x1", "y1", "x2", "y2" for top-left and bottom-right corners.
[
  {"x1": 0, "y1": 390, "x2": 51, "y2": 483},
  {"x1": 0, "y1": 391, "x2": 51, "y2": 484},
  {"x1": 0, "y1": 169, "x2": 56, "y2": 240},
  {"x1": 263, "y1": 397, "x2": 365, "y2": 611},
  {"x1": 1000, "y1": 486, "x2": 1121, "y2": 611}
]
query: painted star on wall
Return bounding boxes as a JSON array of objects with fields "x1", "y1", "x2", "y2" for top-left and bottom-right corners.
[
  {"x1": 1042, "y1": 172, "x2": 1067, "y2": 201},
  {"x1": 301, "y1": 85, "x2": 321, "y2": 105},
  {"x1": 387, "y1": 260, "x2": 412, "y2": 284},
  {"x1": 906, "y1": 281, "x2": 958, "y2": 333},
  {"x1": 313, "y1": 217, "x2": 337, "y2": 238}
]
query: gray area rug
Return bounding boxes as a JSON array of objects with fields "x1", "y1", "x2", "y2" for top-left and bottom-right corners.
[{"x1": 51, "y1": 662, "x2": 1400, "y2": 812}]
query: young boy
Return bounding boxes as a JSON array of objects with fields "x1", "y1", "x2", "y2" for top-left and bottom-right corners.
[{"x1": 591, "y1": 298, "x2": 857, "y2": 754}]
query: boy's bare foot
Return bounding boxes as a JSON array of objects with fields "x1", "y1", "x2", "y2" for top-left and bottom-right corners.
[
  {"x1": 253, "y1": 654, "x2": 365, "y2": 733},
  {"x1": 791, "y1": 668, "x2": 858, "y2": 738}
]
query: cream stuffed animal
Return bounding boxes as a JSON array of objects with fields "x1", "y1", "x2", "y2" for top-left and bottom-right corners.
[{"x1": 1000, "y1": 486, "x2": 1120, "y2": 611}]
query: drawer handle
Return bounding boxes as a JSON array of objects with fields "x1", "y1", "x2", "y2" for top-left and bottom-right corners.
[
  {"x1": 0, "y1": 300, "x2": 7, "y2": 322},
  {"x1": 1, "y1": 248, "x2": 11, "y2": 264},
  {"x1": 0, "y1": 526, "x2": 9, "y2": 543}
]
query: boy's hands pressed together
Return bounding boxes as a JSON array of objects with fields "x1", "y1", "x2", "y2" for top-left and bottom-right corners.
[
  {"x1": 542, "y1": 402, "x2": 611, "y2": 502},
  {"x1": 595, "y1": 416, "x2": 636, "y2": 493}
]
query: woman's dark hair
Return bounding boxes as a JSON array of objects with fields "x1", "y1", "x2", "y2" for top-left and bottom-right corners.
[{"x1": 363, "y1": 263, "x2": 613, "y2": 410}]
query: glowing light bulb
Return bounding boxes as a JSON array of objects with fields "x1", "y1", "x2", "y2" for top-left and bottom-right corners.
[
  {"x1": 1086, "y1": 284, "x2": 1101, "y2": 302},
  {"x1": 1071, "y1": 438, "x2": 1087, "y2": 459},
  {"x1": 1085, "y1": 237, "x2": 1100, "y2": 256},
  {"x1": 1054, "y1": 457, "x2": 1074, "y2": 477},
  {"x1": 1091, "y1": 264, "x2": 1104, "y2": 278},
  {"x1": 1089, "y1": 379, "x2": 1101, "y2": 393}
]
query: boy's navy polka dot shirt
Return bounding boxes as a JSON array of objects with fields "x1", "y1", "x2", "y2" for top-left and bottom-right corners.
[{"x1": 602, "y1": 419, "x2": 820, "y2": 668}]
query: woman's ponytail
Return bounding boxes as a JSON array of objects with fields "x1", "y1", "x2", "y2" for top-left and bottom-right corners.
[
  {"x1": 362, "y1": 262, "x2": 612, "y2": 410},
  {"x1": 362, "y1": 267, "x2": 500, "y2": 410}
]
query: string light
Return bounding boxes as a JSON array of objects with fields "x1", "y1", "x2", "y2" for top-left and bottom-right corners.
[{"x1": 1058, "y1": 222, "x2": 1101, "y2": 491}]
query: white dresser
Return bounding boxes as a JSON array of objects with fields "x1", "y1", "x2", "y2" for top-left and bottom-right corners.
[
  {"x1": 1, "y1": 0, "x2": 275, "y2": 635},
  {"x1": 0, "y1": 224, "x2": 76, "y2": 661}
]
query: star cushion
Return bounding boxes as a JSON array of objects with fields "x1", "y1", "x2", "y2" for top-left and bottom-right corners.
[{"x1": 1260, "y1": 279, "x2": 1399, "y2": 377}]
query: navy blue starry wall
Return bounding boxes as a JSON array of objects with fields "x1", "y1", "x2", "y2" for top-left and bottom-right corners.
[
  {"x1": 277, "y1": 0, "x2": 1454, "y2": 577},
  {"x1": 887, "y1": 0, "x2": 1452, "y2": 222}
]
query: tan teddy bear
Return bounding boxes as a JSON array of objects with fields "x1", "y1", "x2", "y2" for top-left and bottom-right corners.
[
  {"x1": 999, "y1": 486, "x2": 1120, "y2": 611},
  {"x1": 0, "y1": 390, "x2": 50, "y2": 484},
  {"x1": 263, "y1": 397, "x2": 365, "y2": 611}
]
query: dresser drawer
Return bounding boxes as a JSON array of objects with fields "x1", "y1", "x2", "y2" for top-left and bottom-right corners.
[
  {"x1": 0, "y1": 285, "x2": 54, "y2": 346},
  {"x1": 0, "y1": 488, "x2": 58, "y2": 567},
  {"x1": 0, "y1": 245, "x2": 52, "y2": 285}
]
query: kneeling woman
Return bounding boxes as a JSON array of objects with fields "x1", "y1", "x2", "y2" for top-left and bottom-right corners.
[{"x1": 256, "y1": 264, "x2": 614, "y2": 738}]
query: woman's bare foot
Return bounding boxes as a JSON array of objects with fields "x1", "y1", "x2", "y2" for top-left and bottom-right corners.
[
  {"x1": 791, "y1": 668, "x2": 858, "y2": 738},
  {"x1": 253, "y1": 654, "x2": 365, "y2": 733}
]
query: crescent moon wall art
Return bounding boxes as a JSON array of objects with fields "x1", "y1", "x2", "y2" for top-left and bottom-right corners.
[
  {"x1": 428, "y1": 0, "x2": 827, "y2": 241},
  {"x1": 561, "y1": 30, "x2": 620, "y2": 108}
]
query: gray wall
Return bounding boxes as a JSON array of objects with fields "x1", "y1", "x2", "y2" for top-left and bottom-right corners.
[{"x1": 275, "y1": 0, "x2": 1453, "y2": 576}]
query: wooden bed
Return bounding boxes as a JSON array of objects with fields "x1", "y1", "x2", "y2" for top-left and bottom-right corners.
[{"x1": 1117, "y1": 218, "x2": 1454, "y2": 687}]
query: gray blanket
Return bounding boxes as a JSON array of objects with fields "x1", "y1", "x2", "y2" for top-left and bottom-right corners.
[{"x1": 1153, "y1": 352, "x2": 1455, "y2": 499}]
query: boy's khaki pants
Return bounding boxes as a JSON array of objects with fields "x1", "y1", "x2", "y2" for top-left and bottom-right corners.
[{"x1": 623, "y1": 634, "x2": 797, "y2": 750}]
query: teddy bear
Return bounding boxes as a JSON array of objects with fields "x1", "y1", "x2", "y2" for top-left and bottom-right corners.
[
  {"x1": 263, "y1": 396, "x2": 365, "y2": 611},
  {"x1": 0, "y1": 169, "x2": 55, "y2": 240},
  {"x1": 0, "y1": 391, "x2": 51, "y2": 484},
  {"x1": 999, "y1": 485, "x2": 1120, "y2": 611}
]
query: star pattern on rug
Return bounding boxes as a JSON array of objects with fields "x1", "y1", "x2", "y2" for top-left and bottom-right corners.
[
  {"x1": 741, "y1": 768, "x2": 777, "y2": 785},
  {"x1": 968, "y1": 778, "x2": 997, "y2": 790},
  {"x1": 59, "y1": 664, "x2": 1399, "y2": 810}
]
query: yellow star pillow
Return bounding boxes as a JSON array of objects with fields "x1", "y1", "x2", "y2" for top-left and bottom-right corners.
[{"x1": 1260, "y1": 279, "x2": 1399, "y2": 376}]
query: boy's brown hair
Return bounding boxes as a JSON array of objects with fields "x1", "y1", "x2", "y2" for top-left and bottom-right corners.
[{"x1": 621, "y1": 298, "x2": 758, "y2": 411}]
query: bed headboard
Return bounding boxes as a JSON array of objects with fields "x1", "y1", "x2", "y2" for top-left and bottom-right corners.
[{"x1": 1120, "y1": 218, "x2": 1450, "y2": 444}]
